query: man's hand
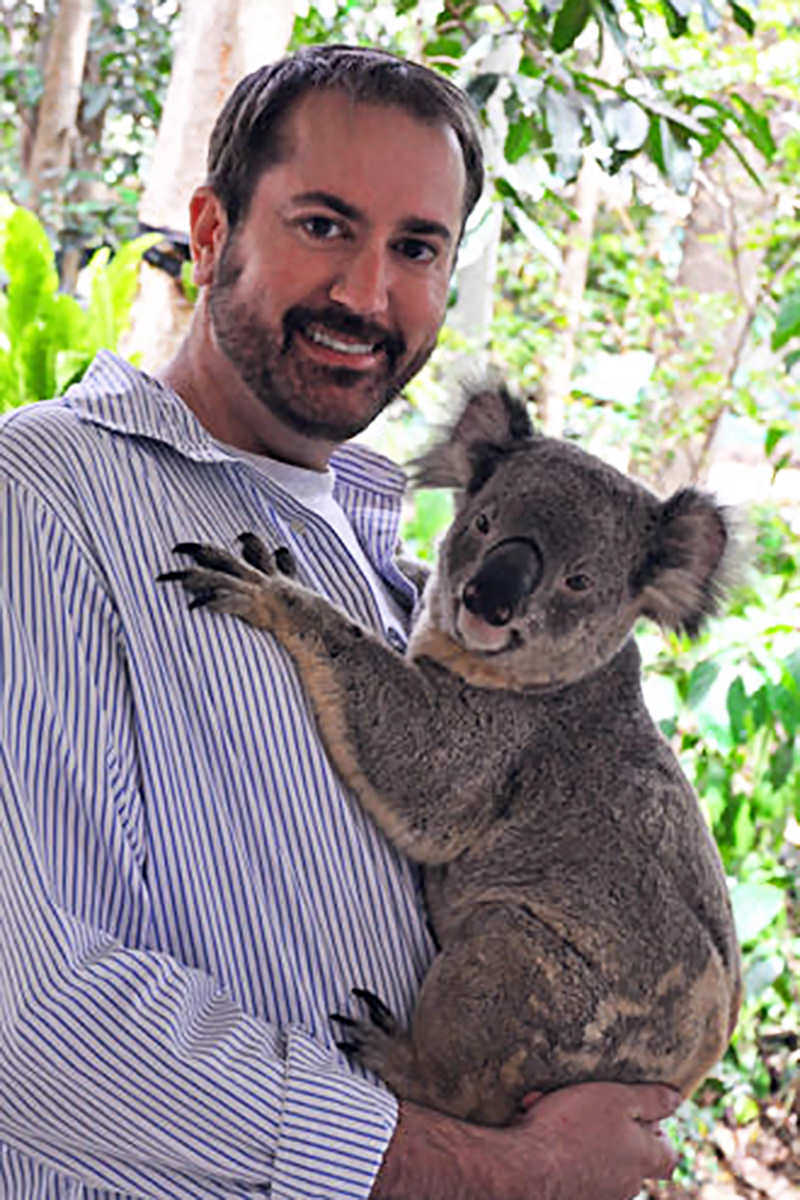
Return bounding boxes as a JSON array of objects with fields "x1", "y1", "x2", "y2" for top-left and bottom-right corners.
[{"x1": 371, "y1": 1082, "x2": 680, "y2": 1200}]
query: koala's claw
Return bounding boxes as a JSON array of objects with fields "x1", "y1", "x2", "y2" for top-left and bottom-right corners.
[
  {"x1": 330, "y1": 989, "x2": 399, "y2": 1056},
  {"x1": 351, "y1": 988, "x2": 398, "y2": 1034},
  {"x1": 170, "y1": 542, "x2": 251, "y2": 576},
  {"x1": 236, "y1": 532, "x2": 296, "y2": 577}
]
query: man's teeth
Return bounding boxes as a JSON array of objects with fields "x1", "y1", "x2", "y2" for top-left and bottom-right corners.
[{"x1": 307, "y1": 327, "x2": 375, "y2": 355}]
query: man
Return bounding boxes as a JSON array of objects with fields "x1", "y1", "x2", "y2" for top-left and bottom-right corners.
[{"x1": 0, "y1": 44, "x2": 679, "y2": 1199}]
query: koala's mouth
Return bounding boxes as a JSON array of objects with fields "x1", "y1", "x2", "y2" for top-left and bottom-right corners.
[{"x1": 455, "y1": 605, "x2": 523, "y2": 655}]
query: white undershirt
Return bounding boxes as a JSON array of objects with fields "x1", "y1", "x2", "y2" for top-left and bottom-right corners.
[{"x1": 214, "y1": 440, "x2": 409, "y2": 645}]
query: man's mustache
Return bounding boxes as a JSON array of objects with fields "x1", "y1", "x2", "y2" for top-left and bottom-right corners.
[{"x1": 282, "y1": 306, "x2": 405, "y2": 369}]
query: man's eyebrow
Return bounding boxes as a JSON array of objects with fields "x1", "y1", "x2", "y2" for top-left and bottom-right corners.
[
  {"x1": 400, "y1": 217, "x2": 453, "y2": 244},
  {"x1": 291, "y1": 191, "x2": 361, "y2": 222},
  {"x1": 290, "y1": 191, "x2": 453, "y2": 244}
]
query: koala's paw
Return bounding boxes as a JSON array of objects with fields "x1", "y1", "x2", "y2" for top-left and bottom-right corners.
[
  {"x1": 157, "y1": 534, "x2": 300, "y2": 629},
  {"x1": 331, "y1": 988, "x2": 411, "y2": 1078}
]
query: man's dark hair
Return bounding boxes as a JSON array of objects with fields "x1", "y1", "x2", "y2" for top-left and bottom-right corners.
[{"x1": 206, "y1": 43, "x2": 484, "y2": 233}]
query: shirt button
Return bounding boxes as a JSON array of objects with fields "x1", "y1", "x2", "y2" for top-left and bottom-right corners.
[{"x1": 289, "y1": 519, "x2": 306, "y2": 536}]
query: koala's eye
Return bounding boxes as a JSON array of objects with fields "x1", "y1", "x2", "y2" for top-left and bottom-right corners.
[
  {"x1": 475, "y1": 513, "x2": 490, "y2": 534},
  {"x1": 565, "y1": 573, "x2": 592, "y2": 592}
]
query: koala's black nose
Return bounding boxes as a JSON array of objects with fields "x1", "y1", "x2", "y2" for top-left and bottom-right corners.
[{"x1": 462, "y1": 538, "x2": 543, "y2": 626}]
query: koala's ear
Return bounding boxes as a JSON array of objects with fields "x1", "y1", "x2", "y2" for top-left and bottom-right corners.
[
  {"x1": 412, "y1": 384, "x2": 534, "y2": 492},
  {"x1": 632, "y1": 488, "x2": 730, "y2": 637}
]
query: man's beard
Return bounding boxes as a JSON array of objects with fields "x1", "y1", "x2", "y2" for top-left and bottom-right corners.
[{"x1": 208, "y1": 235, "x2": 437, "y2": 443}]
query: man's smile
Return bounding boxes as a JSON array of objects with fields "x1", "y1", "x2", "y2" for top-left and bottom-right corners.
[{"x1": 296, "y1": 322, "x2": 386, "y2": 371}]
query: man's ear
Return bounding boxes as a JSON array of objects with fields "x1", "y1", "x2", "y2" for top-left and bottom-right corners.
[{"x1": 189, "y1": 187, "x2": 229, "y2": 288}]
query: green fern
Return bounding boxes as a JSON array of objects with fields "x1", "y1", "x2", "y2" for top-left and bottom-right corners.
[{"x1": 0, "y1": 200, "x2": 159, "y2": 411}]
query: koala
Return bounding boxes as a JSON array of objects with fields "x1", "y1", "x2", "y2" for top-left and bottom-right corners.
[{"x1": 161, "y1": 384, "x2": 742, "y2": 1127}]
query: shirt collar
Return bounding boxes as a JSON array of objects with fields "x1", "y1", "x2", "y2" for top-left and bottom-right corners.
[{"x1": 65, "y1": 350, "x2": 409, "y2": 500}]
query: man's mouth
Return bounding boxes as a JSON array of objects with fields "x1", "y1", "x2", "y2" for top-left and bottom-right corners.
[
  {"x1": 284, "y1": 306, "x2": 404, "y2": 371},
  {"x1": 305, "y1": 324, "x2": 379, "y2": 357}
]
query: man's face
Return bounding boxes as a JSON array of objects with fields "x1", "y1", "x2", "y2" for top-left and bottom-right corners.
[{"x1": 206, "y1": 89, "x2": 467, "y2": 445}]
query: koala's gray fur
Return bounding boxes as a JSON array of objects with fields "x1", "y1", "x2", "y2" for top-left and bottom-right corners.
[{"x1": 164, "y1": 385, "x2": 742, "y2": 1127}]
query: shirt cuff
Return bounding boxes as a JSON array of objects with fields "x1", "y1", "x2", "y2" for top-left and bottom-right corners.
[{"x1": 272, "y1": 1026, "x2": 398, "y2": 1200}]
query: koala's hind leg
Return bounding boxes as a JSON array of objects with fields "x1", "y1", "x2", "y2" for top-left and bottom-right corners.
[{"x1": 335, "y1": 915, "x2": 597, "y2": 1126}]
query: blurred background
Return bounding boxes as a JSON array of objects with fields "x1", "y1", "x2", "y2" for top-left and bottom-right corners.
[{"x1": 1, "y1": 1, "x2": 797, "y2": 1193}]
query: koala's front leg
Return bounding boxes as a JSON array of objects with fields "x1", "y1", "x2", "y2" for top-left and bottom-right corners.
[{"x1": 159, "y1": 536, "x2": 493, "y2": 863}]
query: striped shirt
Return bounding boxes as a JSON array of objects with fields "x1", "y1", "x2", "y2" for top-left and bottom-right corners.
[{"x1": 0, "y1": 352, "x2": 436, "y2": 1200}]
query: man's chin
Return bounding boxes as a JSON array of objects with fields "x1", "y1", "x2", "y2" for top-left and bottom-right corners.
[{"x1": 264, "y1": 373, "x2": 399, "y2": 444}]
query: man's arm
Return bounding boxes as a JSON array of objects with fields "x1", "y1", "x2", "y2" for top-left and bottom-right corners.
[{"x1": 372, "y1": 1086, "x2": 679, "y2": 1200}]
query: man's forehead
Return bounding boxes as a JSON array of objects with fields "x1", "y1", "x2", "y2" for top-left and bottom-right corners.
[{"x1": 271, "y1": 89, "x2": 466, "y2": 228}]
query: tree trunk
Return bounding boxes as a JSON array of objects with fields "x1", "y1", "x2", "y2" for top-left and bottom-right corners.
[
  {"x1": 126, "y1": 0, "x2": 295, "y2": 371},
  {"x1": 26, "y1": 0, "x2": 93, "y2": 235}
]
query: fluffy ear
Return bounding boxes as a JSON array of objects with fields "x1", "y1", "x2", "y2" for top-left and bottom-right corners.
[
  {"x1": 411, "y1": 383, "x2": 534, "y2": 492},
  {"x1": 632, "y1": 488, "x2": 730, "y2": 637}
]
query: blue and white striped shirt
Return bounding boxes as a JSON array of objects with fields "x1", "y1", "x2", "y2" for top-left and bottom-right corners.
[{"x1": 0, "y1": 352, "x2": 436, "y2": 1200}]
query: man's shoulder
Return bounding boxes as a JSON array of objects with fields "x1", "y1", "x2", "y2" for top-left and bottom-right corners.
[{"x1": 0, "y1": 395, "x2": 83, "y2": 463}]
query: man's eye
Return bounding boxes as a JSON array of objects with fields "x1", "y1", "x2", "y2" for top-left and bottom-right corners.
[
  {"x1": 395, "y1": 238, "x2": 436, "y2": 263},
  {"x1": 300, "y1": 216, "x2": 343, "y2": 240}
]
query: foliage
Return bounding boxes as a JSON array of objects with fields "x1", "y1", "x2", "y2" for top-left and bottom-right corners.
[
  {"x1": 292, "y1": 0, "x2": 768, "y2": 201},
  {"x1": 1, "y1": 0, "x2": 179, "y2": 250},
  {"x1": 0, "y1": 199, "x2": 158, "y2": 408},
  {"x1": 638, "y1": 508, "x2": 800, "y2": 1184}
]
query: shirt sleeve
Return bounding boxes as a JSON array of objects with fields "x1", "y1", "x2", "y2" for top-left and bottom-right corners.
[{"x1": 0, "y1": 475, "x2": 398, "y2": 1199}]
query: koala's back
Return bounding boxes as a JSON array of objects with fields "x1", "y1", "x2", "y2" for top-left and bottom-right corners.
[{"x1": 420, "y1": 639, "x2": 741, "y2": 1106}]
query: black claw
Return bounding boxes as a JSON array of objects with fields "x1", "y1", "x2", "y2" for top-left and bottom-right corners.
[
  {"x1": 238, "y1": 532, "x2": 273, "y2": 574},
  {"x1": 336, "y1": 1039, "x2": 361, "y2": 1058},
  {"x1": 155, "y1": 569, "x2": 189, "y2": 584},
  {"x1": 172, "y1": 542, "x2": 244, "y2": 575},
  {"x1": 352, "y1": 987, "x2": 395, "y2": 1032},
  {"x1": 330, "y1": 1012, "x2": 358, "y2": 1029},
  {"x1": 187, "y1": 591, "x2": 216, "y2": 610},
  {"x1": 274, "y1": 545, "x2": 297, "y2": 578}
]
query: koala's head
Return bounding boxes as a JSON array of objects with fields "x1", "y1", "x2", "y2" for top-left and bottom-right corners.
[{"x1": 412, "y1": 384, "x2": 731, "y2": 688}]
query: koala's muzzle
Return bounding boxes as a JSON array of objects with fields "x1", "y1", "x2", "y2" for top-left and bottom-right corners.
[{"x1": 462, "y1": 538, "x2": 543, "y2": 627}]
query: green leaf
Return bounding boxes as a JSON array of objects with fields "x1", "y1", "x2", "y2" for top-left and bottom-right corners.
[
  {"x1": 764, "y1": 422, "x2": 790, "y2": 458},
  {"x1": 659, "y1": 0, "x2": 689, "y2": 36},
  {"x1": 687, "y1": 658, "x2": 719, "y2": 709},
  {"x1": 646, "y1": 117, "x2": 666, "y2": 174},
  {"x1": 726, "y1": 676, "x2": 748, "y2": 742},
  {"x1": 621, "y1": 0, "x2": 645, "y2": 28},
  {"x1": 422, "y1": 35, "x2": 463, "y2": 60},
  {"x1": 729, "y1": 93, "x2": 775, "y2": 161},
  {"x1": 729, "y1": 881, "x2": 785, "y2": 944},
  {"x1": 3, "y1": 208, "x2": 58, "y2": 348},
  {"x1": 54, "y1": 348, "x2": 92, "y2": 395},
  {"x1": 494, "y1": 176, "x2": 525, "y2": 207},
  {"x1": 729, "y1": 1, "x2": 755, "y2": 34},
  {"x1": 768, "y1": 739, "x2": 795, "y2": 790},
  {"x1": 467, "y1": 73, "x2": 500, "y2": 108},
  {"x1": 551, "y1": 0, "x2": 592, "y2": 52},
  {"x1": 505, "y1": 117, "x2": 535, "y2": 164},
  {"x1": 772, "y1": 289, "x2": 800, "y2": 351}
]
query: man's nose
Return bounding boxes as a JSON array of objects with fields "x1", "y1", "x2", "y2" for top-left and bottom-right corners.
[{"x1": 328, "y1": 243, "x2": 391, "y2": 317}]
